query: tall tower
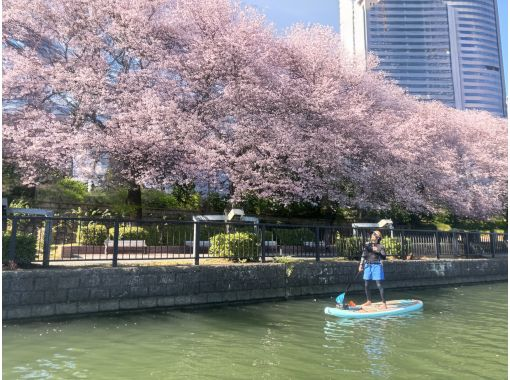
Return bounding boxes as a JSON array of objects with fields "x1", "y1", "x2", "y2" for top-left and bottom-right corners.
[{"x1": 340, "y1": 0, "x2": 507, "y2": 117}]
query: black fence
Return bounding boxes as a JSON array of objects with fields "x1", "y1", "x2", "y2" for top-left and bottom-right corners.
[{"x1": 2, "y1": 216, "x2": 508, "y2": 267}]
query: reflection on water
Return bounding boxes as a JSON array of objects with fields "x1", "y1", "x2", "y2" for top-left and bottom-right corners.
[
  {"x1": 323, "y1": 312, "x2": 424, "y2": 378},
  {"x1": 3, "y1": 283, "x2": 507, "y2": 380},
  {"x1": 12, "y1": 350, "x2": 88, "y2": 379}
]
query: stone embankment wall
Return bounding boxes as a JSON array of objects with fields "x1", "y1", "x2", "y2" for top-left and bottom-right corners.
[{"x1": 3, "y1": 258, "x2": 507, "y2": 320}]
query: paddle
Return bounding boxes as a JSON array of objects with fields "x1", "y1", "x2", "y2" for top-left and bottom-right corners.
[{"x1": 335, "y1": 269, "x2": 362, "y2": 308}]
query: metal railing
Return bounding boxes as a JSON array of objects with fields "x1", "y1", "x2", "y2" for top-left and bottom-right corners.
[{"x1": 2, "y1": 215, "x2": 508, "y2": 267}]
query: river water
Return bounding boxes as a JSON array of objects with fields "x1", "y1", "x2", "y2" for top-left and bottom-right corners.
[{"x1": 3, "y1": 282, "x2": 507, "y2": 380}]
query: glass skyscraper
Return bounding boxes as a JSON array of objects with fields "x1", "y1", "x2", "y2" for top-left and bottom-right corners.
[{"x1": 340, "y1": 0, "x2": 507, "y2": 117}]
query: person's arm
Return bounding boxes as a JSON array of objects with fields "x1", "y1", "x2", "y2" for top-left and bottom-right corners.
[
  {"x1": 379, "y1": 245, "x2": 387, "y2": 260},
  {"x1": 359, "y1": 244, "x2": 367, "y2": 271}
]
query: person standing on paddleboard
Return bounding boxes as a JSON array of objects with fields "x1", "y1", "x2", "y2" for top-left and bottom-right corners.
[{"x1": 358, "y1": 230, "x2": 387, "y2": 309}]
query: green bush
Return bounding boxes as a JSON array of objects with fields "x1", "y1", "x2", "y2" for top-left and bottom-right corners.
[
  {"x1": 202, "y1": 192, "x2": 229, "y2": 213},
  {"x1": 142, "y1": 189, "x2": 179, "y2": 209},
  {"x1": 36, "y1": 177, "x2": 88, "y2": 204},
  {"x1": 2, "y1": 232, "x2": 37, "y2": 264},
  {"x1": 380, "y1": 236, "x2": 410, "y2": 258},
  {"x1": 77, "y1": 224, "x2": 108, "y2": 245},
  {"x1": 274, "y1": 228, "x2": 315, "y2": 245},
  {"x1": 335, "y1": 236, "x2": 364, "y2": 260},
  {"x1": 209, "y1": 232, "x2": 259, "y2": 261},
  {"x1": 109, "y1": 226, "x2": 149, "y2": 241}
]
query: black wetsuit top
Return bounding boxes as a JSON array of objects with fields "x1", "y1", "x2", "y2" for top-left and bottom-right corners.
[{"x1": 361, "y1": 243, "x2": 386, "y2": 264}]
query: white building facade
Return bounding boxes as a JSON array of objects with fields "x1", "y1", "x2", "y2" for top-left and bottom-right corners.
[{"x1": 340, "y1": 0, "x2": 507, "y2": 117}]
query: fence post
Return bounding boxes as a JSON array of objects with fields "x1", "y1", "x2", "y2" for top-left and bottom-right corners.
[
  {"x1": 400, "y1": 233, "x2": 405, "y2": 259},
  {"x1": 260, "y1": 225, "x2": 266, "y2": 263},
  {"x1": 42, "y1": 217, "x2": 53, "y2": 268},
  {"x1": 193, "y1": 221, "x2": 200, "y2": 265},
  {"x1": 315, "y1": 226, "x2": 320, "y2": 262},
  {"x1": 464, "y1": 232, "x2": 470, "y2": 257},
  {"x1": 8, "y1": 217, "x2": 18, "y2": 262},
  {"x1": 490, "y1": 232, "x2": 496, "y2": 258},
  {"x1": 434, "y1": 232, "x2": 441, "y2": 260},
  {"x1": 452, "y1": 231, "x2": 458, "y2": 256},
  {"x1": 112, "y1": 221, "x2": 119, "y2": 267}
]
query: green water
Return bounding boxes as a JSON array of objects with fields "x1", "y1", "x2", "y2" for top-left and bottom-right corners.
[{"x1": 3, "y1": 283, "x2": 507, "y2": 380}]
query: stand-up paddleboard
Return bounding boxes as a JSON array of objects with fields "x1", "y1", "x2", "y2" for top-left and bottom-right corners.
[{"x1": 325, "y1": 299, "x2": 423, "y2": 319}]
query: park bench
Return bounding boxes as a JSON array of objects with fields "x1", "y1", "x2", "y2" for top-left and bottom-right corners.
[
  {"x1": 184, "y1": 240, "x2": 211, "y2": 248},
  {"x1": 303, "y1": 241, "x2": 326, "y2": 248},
  {"x1": 264, "y1": 240, "x2": 278, "y2": 252},
  {"x1": 104, "y1": 239, "x2": 147, "y2": 254}
]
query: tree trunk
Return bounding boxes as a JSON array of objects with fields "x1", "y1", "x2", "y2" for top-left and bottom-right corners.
[{"x1": 126, "y1": 183, "x2": 143, "y2": 220}]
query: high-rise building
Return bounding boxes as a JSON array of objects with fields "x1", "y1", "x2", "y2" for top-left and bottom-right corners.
[{"x1": 340, "y1": 0, "x2": 507, "y2": 117}]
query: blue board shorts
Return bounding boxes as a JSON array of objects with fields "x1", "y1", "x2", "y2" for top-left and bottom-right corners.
[{"x1": 363, "y1": 263, "x2": 384, "y2": 281}]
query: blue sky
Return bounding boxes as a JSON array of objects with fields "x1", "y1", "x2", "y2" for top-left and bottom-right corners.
[{"x1": 245, "y1": 0, "x2": 508, "y2": 90}]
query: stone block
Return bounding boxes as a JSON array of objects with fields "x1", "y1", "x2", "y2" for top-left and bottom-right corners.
[
  {"x1": 68, "y1": 288, "x2": 90, "y2": 302},
  {"x1": 147, "y1": 285, "x2": 169, "y2": 297},
  {"x1": 44, "y1": 290, "x2": 68, "y2": 304},
  {"x1": 139, "y1": 297, "x2": 158, "y2": 309},
  {"x1": 157, "y1": 296, "x2": 176, "y2": 307},
  {"x1": 139, "y1": 275, "x2": 158, "y2": 287},
  {"x1": 249, "y1": 289, "x2": 267, "y2": 299},
  {"x1": 109, "y1": 287, "x2": 130, "y2": 298},
  {"x1": 119, "y1": 298, "x2": 139, "y2": 310},
  {"x1": 269, "y1": 288, "x2": 286, "y2": 298},
  {"x1": 79, "y1": 272, "x2": 102, "y2": 287},
  {"x1": 199, "y1": 282, "x2": 217, "y2": 293},
  {"x1": 236, "y1": 290, "x2": 251, "y2": 301},
  {"x1": 190, "y1": 294, "x2": 208, "y2": 304},
  {"x1": 2, "y1": 277, "x2": 11, "y2": 293},
  {"x1": 127, "y1": 286, "x2": 148, "y2": 298},
  {"x1": 98, "y1": 300, "x2": 120, "y2": 312},
  {"x1": 206, "y1": 292, "x2": 224, "y2": 303},
  {"x1": 34, "y1": 277, "x2": 57, "y2": 291},
  {"x1": 77, "y1": 301, "x2": 100, "y2": 314},
  {"x1": 6, "y1": 306, "x2": 32, "y2": 320},
  {"x1": 32, "y1": 304, "x2": 55, "y2": 317},
  {"x1": 149, "y1": 283, "x2": 182, "y2": 297},
  {"x1": 11, "y1": 278, "x2": 34, "y2": 292},
  {"x1": 158, "y1": 272, "x2": 176, "y2": 285},
  {"x1": 20, "y1": 291, "x2": 45, "y2": 305},
  {"x1": 182, "y1": 281, "x2": 200, "y2": 294},
  {"x1": 2, "y1": 292, "x2": 21, "y2": 307},
  {"x1": 224, "y1": 291, "x2": 238, "y2": 302},
  {"x1": 174, "y1": 295, "x2": 191, "y2": 306},
  {"x1": 89, "y1": 288, "x2": 110, "y2": 300},
  {"x1": 101, "y1": 275, "x2": 123, "y2": 288},
  {"x1": 57, "y1": 276, "x2": 80, "y2": 289},
  {"x1": 55, "y1": 302, "x2": 79, "y2": 315},
  {"x1": 285, "y1": 287, "x2": 303, "y2": 297}
]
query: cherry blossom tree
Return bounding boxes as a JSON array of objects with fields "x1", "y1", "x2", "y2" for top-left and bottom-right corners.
[
  {"x1": 3, "y1": 0, "x2": 191, "y2": 218},
  {"x1": 3, "y1": 0, "x2": 507, "y2": 219}
]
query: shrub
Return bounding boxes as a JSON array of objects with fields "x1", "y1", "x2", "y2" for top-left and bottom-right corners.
[
  {"x1": 108, "y1": 225, "x2": 149, "y2": 241},
  {"x1": 142, "y1": 189, "x2": 179, "y2": 209},
  {"x1": 202, "y1": 192, "x2": 228, "y2": 213},
  {"x1": 36, "y1": 177, "x2": 88, "y2": 204},
  {"x1": 144, "y1": 225, "x2": 162, "y2": 246},
  {"x1": 77, "y1": 224, "x2": 108, "y2": 245},
  {"x1": 2, "y1": 232, "x2": 37, "y2": 264},
  {"x1": 274, "y1": 228, "x2": 315, "y2": 245},
  {"x1": 335, "y1": 236, "x2": 364, "y2": 260},
  {"x1": 380, "y1": 236, "x2": 410, "y2": 258},
  {"x1": 209, "y1": 232, "x2": 259, "y2": 261}
]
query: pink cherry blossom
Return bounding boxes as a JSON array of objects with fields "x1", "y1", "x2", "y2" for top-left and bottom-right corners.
[{"x1": 3, "y1": 0, "x2": 507, "y2": 219}]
